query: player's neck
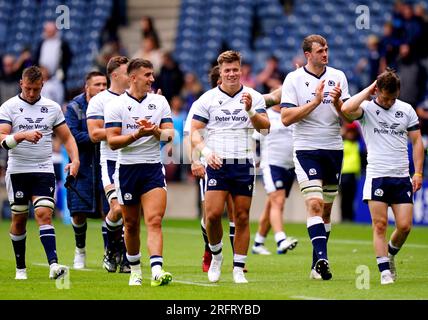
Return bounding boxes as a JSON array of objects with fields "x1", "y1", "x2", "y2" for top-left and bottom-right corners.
[
  {"x1": 305, "y1": 64, "x2": 326, "y2": 77},
  {"x1": 219, "y1": 83, "x2": 242, "y2": 96},
  {"x1": 128, "y1": 87, "x2": 148, "y2": 101},
  {"x1": 109, "y1": 83, "x2": 126, "y2": 95}
]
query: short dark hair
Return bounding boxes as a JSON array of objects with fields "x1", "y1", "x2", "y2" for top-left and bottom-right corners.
[
  {"x1": 209, "y1": 66, "x2": 220, "y2": 88},
  {"x1": 377, "y1": 68, "x2": 400, "y2": 93},
  {"x1": 217, "y1": 50, "x2": 242, "y2": 66},
  {"x1": 127, "y1": 58, "x2": 153, "y2": 75},
  {"x1": 85, "y1": 71, "x2": 106, "y2": 83},
  {"x1": 22, "y1": 66, "x2": 42, "y2": 82},
  {"x1": 106, "y1": 56, "x2": 129, "y2": 78},
  {"x1": 302, "y1": 34, "x2": 327, "y2": 53}
]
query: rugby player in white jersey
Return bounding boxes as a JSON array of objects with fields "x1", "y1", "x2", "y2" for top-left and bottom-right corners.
[
  {"x1": 184, "y1": 65, "x2": 243, "y2": 273},
  {"x1": 191, "y1": 50, "x2": 270, "y2": 284},
  {"x1": 341, "y1": 69, "x2": 424, "y2": 285},
  {"x1": 105, "y1": 58, "x2": 174, "y2": 286},
  {"x1": 87, "y1": 56, "x2": 131, "y2": 273},
  {"x1": 281, "y1": 34, "x2": 351, "y2": 280},
  {"x1": 0, "y1": 66, "x2": 79, "y2": 280},
  {"x1": 251, "y1": 105, "x2": 298, "y2": 255}
]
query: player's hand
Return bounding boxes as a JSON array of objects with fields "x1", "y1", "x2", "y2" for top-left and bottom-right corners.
[
  {"x1": 329, "y1": 81, "x2": 342, "y2": 105},
  {"x1": 205, "y1": 151, "x2": 223, "y2": 170},
  {"x1": 65, "y1": 160, "x2": 80, "y2": 177},
  {"x1": 314, "y1": 80, "x2": 325, "y2": 105},
  {"x1": 135, "y1": 119, "x2": 157, "y2": 137},
  {"x1": 23, "y1": 130, "x2": 43, "y2": 144},
  {"x1": 191, "y1": 162, "x2": 206, "y2": 178},
  {"x1": 412, "y1": 174, "x2": 422, "y2": 193},
  {"x1": 367, "y1": 80, "x2": 377, "y2": 97},
  {"x1": 242, "y1": 92, "x2": 253, "y2": 111}
]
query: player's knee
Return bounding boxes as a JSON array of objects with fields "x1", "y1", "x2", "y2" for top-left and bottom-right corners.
[
  {"x1": 323, "y1": 185, "x2": 338, "y2": 204},
  {"x1": 307, "y1": 198, "x2": 324, "y2": 215},
  {"x1": 124, "y1": 222, "x2": 140, "y2": 235},
  {"x1": 146, "y1": 214, "x2": 162, "y2": 229},
  {"x1": 373, "y1": 220, "x2": 388, "y2": 235},
  {"x1": 269, "y1": 192, "x2": 285, "y2": 209},
  {"x1": 234, "y1": 209, "x2": 249, "y2": 227},
  {"x1": 10, "y1": 203, "x2": 29, "y2": 215},
  {"x1": 397, "y1": 222, "x2": 412, "y2": 235},
  {"x1": 12, "y1": 214, "x2": 27, "y2": 231}
]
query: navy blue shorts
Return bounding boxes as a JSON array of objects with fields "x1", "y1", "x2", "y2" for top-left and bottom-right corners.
[
  {"x1": 363, "y1": 176, "x2": 413, "y2": 204},
  {"x1": 6, "y1": 172, "x2": 55, "y2": 205},
  {"x1": 294, "y1": 149, "x2": 343, "y2": 186},
  {"x1": 262, "y1": 165, "x2": 295, "y2": 196},
  {"x1": 205, "y1": 159, "x2": 255, "y2": 197},
  {"x1": 116, "y1": 163, "x2": 166, "y2": 205}
]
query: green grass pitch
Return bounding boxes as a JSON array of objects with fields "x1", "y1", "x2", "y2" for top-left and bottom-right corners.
[{"x1": 0, "y1": 218, "x2": 427, "y2": 300}]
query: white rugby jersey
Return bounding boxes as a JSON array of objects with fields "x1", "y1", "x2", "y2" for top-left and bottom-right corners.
[
  {"x1": 86, "y1": 89, "x2": 120, "y2": 162},
  {"x1": 281, "y1": 66, "x2": 350, "y2": 150},
  {"x1": 192, "y1": 85, "x2": 267, "y2": 159},
  {"x1": 253, "y1": 108, "x2": 294, "y2": 169},
  {"x1": 358, "y1": 98, "x2": 419, "y2": 177},
  {"x1": 0, "y1": 95, "x2": 65, "y2": 173},
  {"x1": 104, "y1": 91, "x2": 172, "y2": 165}
]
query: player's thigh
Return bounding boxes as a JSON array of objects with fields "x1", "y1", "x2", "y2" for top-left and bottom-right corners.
[
  {"x1": 268, "y1": 189, "x2": 286, "y2": 208},
  {"x1": 5, "y1": 172, "x2": 31, "y2": 215},
  {"x1": 232, "y1": 195, "x2": 252, "y2": 221},
  {"x1": 391, "y1": 203, "x2": 413, "y2": 232},
  {"x1": 205, "y1": 190, "x2": 228, "y2": 218},
  {"x1": 141, "y1": 187, "x2": 167, "y2": 223},
  {"x1": 368, "y1": 200, "x2": 389, "y2": 226}
]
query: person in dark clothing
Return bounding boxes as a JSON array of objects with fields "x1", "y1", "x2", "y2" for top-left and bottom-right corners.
[{"x1": 64, "y1": 71, "x2": 108, "y2": 270}]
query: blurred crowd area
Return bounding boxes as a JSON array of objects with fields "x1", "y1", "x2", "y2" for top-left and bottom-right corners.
[{"x1": 0, "y1": 0, "x2": 428, "y2": 220}]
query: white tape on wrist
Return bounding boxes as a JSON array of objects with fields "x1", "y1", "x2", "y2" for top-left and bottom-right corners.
[
  {"x1": 2, "y1": 135, "x2": 18, "y2": 150},
  {"x1": 201, "y1": 146, "x2": 212, "y2": 158},
  {"x1": 247, "y1": 107, "x2": 257, "y2": 118}
]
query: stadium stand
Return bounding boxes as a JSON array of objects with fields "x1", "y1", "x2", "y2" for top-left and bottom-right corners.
[{"x1": 0, "y1": 0, "x2": 112, "y2": 96}]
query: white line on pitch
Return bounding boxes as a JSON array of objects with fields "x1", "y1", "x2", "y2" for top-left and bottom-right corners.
[{"x1": 173, "y1": 279, "x2": 218, "y2": 287}]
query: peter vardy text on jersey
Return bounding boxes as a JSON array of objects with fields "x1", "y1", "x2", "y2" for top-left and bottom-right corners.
[
  {"x1": 214, "y1": 115, "x2": 248, "y2": 122},
  {"x1": 18, "y1": 124, "x2": 49, "y2": 130},
  {"x1": 373, "y1": 128, "x2": 406, "y2": 137}
]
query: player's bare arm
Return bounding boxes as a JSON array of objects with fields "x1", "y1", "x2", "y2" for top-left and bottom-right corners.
[
  {"x1": 87, "y1": 118, "x2": 106, "y2": 143},
  {"x1": 409, "y1": 129, "x2": 424, "y2": 193},
  {"x1": 281, "y1": 79, "x2": 325, "y2": 126},
  {"x1": 341, "y1": 81, "x2": 376, "y2": 120},
  {"x1": 0, "y1": 123, "x2": 43, "y2": 146},
  {"x1": 263, "y1": 87, "x2": 282, "y2": 108},
  {"x1": 190, "y1": 119, "x2": 222, "y2": 170},
  {"x1": 54, "y1": 123, "x2": 80, "y2": 177}
]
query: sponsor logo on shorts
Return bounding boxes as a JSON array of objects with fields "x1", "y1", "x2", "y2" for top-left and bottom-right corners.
[
  {"x1": 275, "y1": 180, "x2": 283, "y2": 188},
  {"x1": 309, "y1": 168, "x2": 317, "y2": 176},
  {"x1": 374, "y1": 188, "x2": 384, "y2": 197},
  {"x1": 407, "y1": 191, "x2": 411, "y2": 198},
  {"x1": 15, "y1": 191, "x2": 24, "y2": 198},
  {"x1": 124, "y1": 193, "x2": 132, "y2": 200},
  {"x1": 208, "y1": 179, "x2": 217, "y2": 187},
  {"x1": 248, "y1": 184, "x2": 253, "y2": 191}
]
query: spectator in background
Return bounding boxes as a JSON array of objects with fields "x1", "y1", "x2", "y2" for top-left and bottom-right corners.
[
  {"x1": 339, "y1": 122, "x2": 362, "y2": 222},
  {"x1": 40, "y1": 66, "x2": 64, "y2": 106},
  {"x1": 132, "y1": 35, "x2": 163, "y2": 75},
  {"x1": 34, "y1": 21, "x2": 72, "y2": 91},
  {"x1": 256, "y1": 55, "x2": 285, "y2": 94},
  {"x1": 379, "y1": 21, "x2": 401, "y2": 72},
  {"x1": 416, "y1": 95, "x2": 428, "y2": 176},
  {"x1": 181, "y1": 72, "x2": 203, "y2": 112},
  {"x1": 240, "y1": 62, "x2": 257, "y2": 89},
  {"x1": 396, "y1": 43, "x2": 427, "y2": 108},
  {"x1": 95, "y1": 38, "x2": 128, "y2": 72},
  {"x1": 0, "y1": 55, "x2": 20, "y2": 103},
  {"x1": 140, "y1": 16, "x2": 161, "y2": 49},
  {"x1": 356, "y1": 35, "x2": 381, "y2": 89},
  {"x1": 0, "y1": 50, "x2": 32, "y2": 103},
  {"x1": 400, "y1": 3, "x2": 423, "y2": 51},
  {"x1": 413, "y1": 3, "x2": 428, "y2": 60},
  {"x1": 163, "y1": 95, "x2": 187, "y2": 182},
  {"x1": 154, "y1": 52, "x2": 184, "y2": 103}
]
